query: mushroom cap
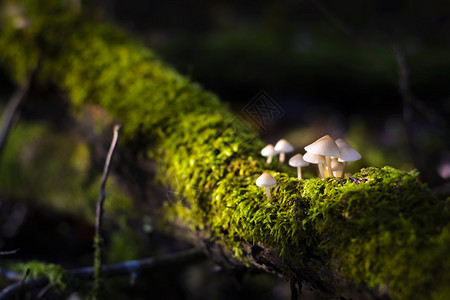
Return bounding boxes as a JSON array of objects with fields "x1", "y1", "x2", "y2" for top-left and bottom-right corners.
[
  {"x1": 338, "y1": 146, "x2": 361, "y2": 162},
  {"x1": 304, "y1": 135, "x2": 340, "y2": 157},
  {"x1": 335, "y1": 138, "x2": 351, "y2": 149},
  {"x1": 274, "y1": 139, "x2": 294, "y2": 153},
  {"x1": 303, "y1": 152, "x2": 326, "y2": 164},
  {"x1": 256, "y1": 172, "x2": 277, "y2": 188},
  {"x1": 261, "y1": 144, "x2": 277, "y2": 157},
  {"x1": 289, "y1": 154, "x2": 310, "y2": 167}
]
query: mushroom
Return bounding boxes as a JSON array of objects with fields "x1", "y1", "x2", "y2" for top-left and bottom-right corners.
[
  {"x1": 330, "y1": 158, "x2": 345, "y2": 177},
  {"x1": 304, "y1": 135, "x2": 340, "y2": 177},
  {"x1": 333, "y1": 138, "x2": 351, "y2": 159},
  {"x1": 256, "y1": 172, "x2": 277, "y2": 202},
  {"x1": 335, "y1": 138, "x2": 351, "y2": 149},
  {"x1": 303, "y1": 152, "x2": 326, "y2": 178},
  {"x1": 338, "y1": 145, "x2": 361, "y2": 178},
  {"x1": 288, "y1": 154, "x2": 309, "y2": 179},
  {"x1": 274, "y1": 139, "x2": 294, "y2": 164},
  {"x1": 261, "y1": 144, "x2": 277, "y2": 165}
]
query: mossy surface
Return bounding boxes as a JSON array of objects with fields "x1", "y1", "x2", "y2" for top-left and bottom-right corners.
[
  {"x1": 10, "y1": 261, "x2": 69, "y2": 291},
  {"x1": 1, "y1": 1, "x2": 450, "y2": 299}
]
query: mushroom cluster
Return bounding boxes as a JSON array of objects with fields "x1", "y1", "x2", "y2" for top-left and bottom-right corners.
[
  {"x1": 261, "y1": 139, "x2": 294, "y2": 165},
  {"x1": 303, "y1": 135, "x2": 361, "y2": 178},
  {"x1": 256, "y1": 136, "x2": 361, "y2": 202}
]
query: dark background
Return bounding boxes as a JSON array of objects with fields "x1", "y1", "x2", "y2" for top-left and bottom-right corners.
[{"x1": 102, "y1": 0, "x2": 450, "y2": 184}]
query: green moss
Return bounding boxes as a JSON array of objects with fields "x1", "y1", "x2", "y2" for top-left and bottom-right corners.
[
  {"x1": 11, "y1": 261, "x2": 69, "y2": 290},
  {"x1": 1, "y1": 2, "x2": 449, "y2": 299}
]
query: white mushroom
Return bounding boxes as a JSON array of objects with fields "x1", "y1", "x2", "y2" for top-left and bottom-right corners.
[
  {"x1": 274, "y1": 139, "x2": 294, "y2": 164},
  {"x1": 303, "y1": 152, "x2": 326, "y2": 178},
  {"x1": 333, "y1": 138, "x2": 351, "y2": 159},
  {"x1": 330, "y1": 158, "x2": 345, "y2": 177},
  {"x1": 338, "y1": 145, "x2": 361, "y2": 178},
  {"x1": 304, "y1": 135, "x2": 340, "y2": 177},
  {"x1": 288, "y1": 154, "x2": 309, "y2": 180},
  {"x1": 335, "y1": 138, "x2": 351, "y2": 149},
  {"x1": 256, "y1": 172, "x2": 277, "y2": 202},
  {"x1": 261, "y1": 144, "x2": 277, "y2": 165}
]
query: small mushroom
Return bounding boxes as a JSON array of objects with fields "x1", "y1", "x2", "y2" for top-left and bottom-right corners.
[
  {"x1": 288, "y1": 154, "x2": 309, "y2": 179},
  {"x1": 256, "y1": 172, "x2": 277, "y2": 202},
  {"x1": 332, "y1": 138, "x2": 351, "y2": 159},
  {"x1": 338, "y1": 145, "x2": 361, "y2": 178},
  {"x1": 330, "y1": 158, "x2": 345, "y2": 177},
  {"x1": 304, "y1": 135, "x2": 340, "y2": 177},
  {"x1": 261, "y1": 144, "x2": 277, "y2": 165},
  {"x1": 303, "y1": 152, "x2": 326, "y2": 178},
  {"x1": 274, "y1": 139, "x2": 294, "y2": 164},
  {"x1": 335, "y1": 138, "x2": 351, "y2": 149}
]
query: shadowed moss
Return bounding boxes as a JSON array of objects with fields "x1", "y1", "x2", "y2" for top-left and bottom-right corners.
[
  {"x1": 1, "y1": 1, "x2": 449, "y2": 299},
  {"x1": 11, "y1": 261, "x2": 69, "y2": 291}
]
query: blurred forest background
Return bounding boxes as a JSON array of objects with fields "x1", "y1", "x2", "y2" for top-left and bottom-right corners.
[
  {"x1": 99, "y1": 0, "x2": 450, "y2": 183},
  {"x1": 0, "y1": 0, "x2": 449, "y2": 299}
]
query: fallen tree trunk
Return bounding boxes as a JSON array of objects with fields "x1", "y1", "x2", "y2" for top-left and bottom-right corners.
[{"x1": 0, "y1": 2, "x2": 449, "y2": 299}]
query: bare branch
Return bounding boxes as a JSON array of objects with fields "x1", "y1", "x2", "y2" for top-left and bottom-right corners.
[
  {"x1": 94, "y1": 124, "x2": 121, "y2": 298},
  {"x1": 95, "y1": 124, "x2": 121, "y2": 237},
  {"x1": 0, "y1": 73, "x2": 33, "y2": 158},
  {"x1": 0, "y1": 249, "x2": 19, "y2": 256}
]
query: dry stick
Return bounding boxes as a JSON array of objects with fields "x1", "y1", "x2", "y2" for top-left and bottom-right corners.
[
  {"x1": 0, "y1": 249, "x2": 204, "y2": 300},
  {"x1": 93, "y1": 124, "x2": 121, "y2": 299},
  {"x1": 17, "y1": 269, "x2": 30, "y2": 300},
  {"x1": 0, "y1": 277, "x2": 49, "y2": 300},
  {"x1": 0, "y1": 249, "x2": 19, "y2": 256},
  {"x1": 36, "y1": 283, "x2": 52, "y2": 299},
  {"x1": 73, "y1": 248, "x2": 204, "y2": 280},
  {"x1": 0, "y1": 75, "x2": 33, "y2": 158}
]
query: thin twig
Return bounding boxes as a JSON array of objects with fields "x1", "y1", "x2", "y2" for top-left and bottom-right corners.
[
  {"x1": 0, "y1": 74, "x2": 33, "y2": 158},
  {"x1": 0, "y1": 249, "x2": 204, "y2": 300},
  {"x1": 36, "y1": 283, "x2": 52, "y2": 299},
  {"x1": 93, "y1": 124, "x2": 121, "y2": 299},
  {"x1": 0, "y1": 277, "x2": 49, "y2": 300},
  {"x1": 17, "y1": 268, "x2": 30, "y2": 300},
  {"x1": 0, "y1": 249, "x2": 19, "y2": 256},
  {"x1": 95, "y1": 124, "x2": 122, "y2": 236}
]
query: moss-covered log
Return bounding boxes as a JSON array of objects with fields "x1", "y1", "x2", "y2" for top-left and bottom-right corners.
[{"x1": 1, "y1": 1, "x2": 449, "y2": 299}]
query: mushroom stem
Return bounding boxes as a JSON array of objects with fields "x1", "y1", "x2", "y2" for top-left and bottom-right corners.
[
  {"x1": 297, "y1": 167, "x2": 302, "y2": 180},
  {"x1": 341, "y1": 162, "x2": 348, "y2": 179},
  {"x1": 325, "y1": 156, "x2": 333, "y2": 177},
  {"x1": 318, "y1": 163, "x2": 326, "y2": 178},
  {"x1": 279, "y1": 153, "x2": 286, "y2": 164},
  {"x1": 265, "y1": 187, "x2": 273, "y2": 202},
  {"x1": 266, "y1": 156, "x2": 273, "y2": 165}
]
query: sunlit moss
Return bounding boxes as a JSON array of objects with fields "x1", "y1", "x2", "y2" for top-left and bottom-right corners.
[{"x1": 1, "y1": 2, "x2": 449, "y2": 299}]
